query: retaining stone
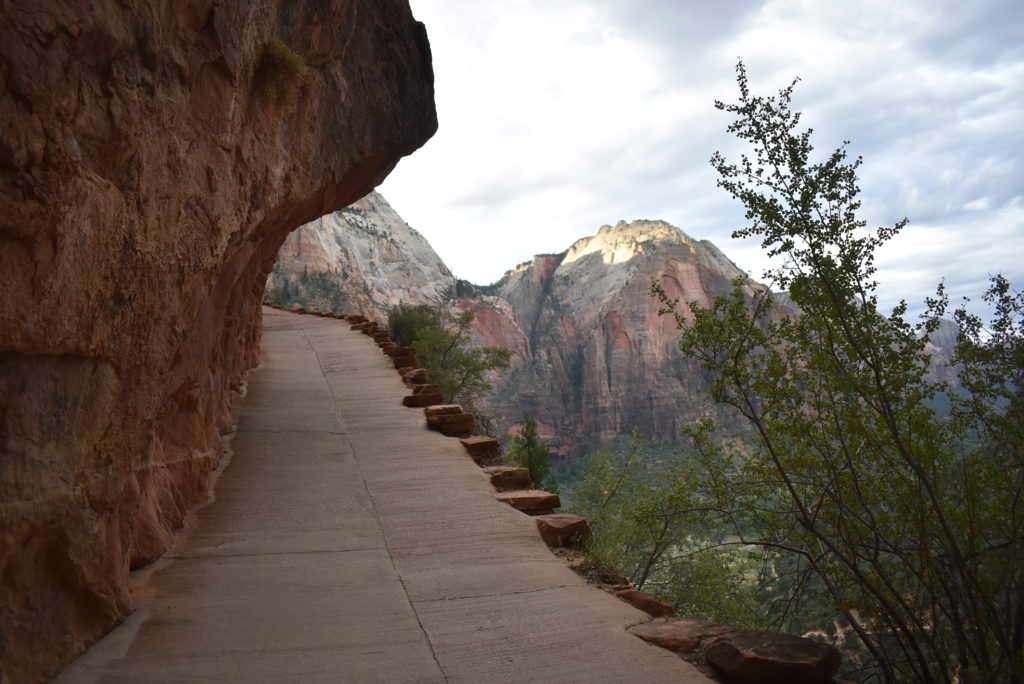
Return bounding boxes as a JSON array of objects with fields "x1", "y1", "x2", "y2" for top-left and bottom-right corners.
[
  {"x1": 482, "y1": 466, "x2": 532, "y2": 490},
  {"x1": 534, "y1": 513, "x2": 590, "y2": 547},
  {"x1": 495, "y1": 490, "x2": 560, "y2": 515},
  {"x1": 459, "y1": 436, "x2": 502, "y2": 465}
]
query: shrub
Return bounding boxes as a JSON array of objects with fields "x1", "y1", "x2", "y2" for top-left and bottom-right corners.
[
  {"x1": 386, "y1": 304, "x2": 511, "y2": 420},
  {"x1": 505, "y1": 415, "x2": 559, "y2": 493},
  {"x1": 254, "y1": 38, "x2": 306, "y2": 112},
  {"x1": 387, "y1": 304, "x2": 441, "y2": 347}
]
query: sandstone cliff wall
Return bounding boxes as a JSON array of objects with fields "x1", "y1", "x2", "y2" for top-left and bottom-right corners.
[
  {"x1": 477, "y1": 220, "x2": 787, "y2": 457},
  {"x1": 0, "y1": 2, "x2": 435, "y2": 680},
  {"x1": 266, "y1": 191, "x2": 455, "y2": 319}
]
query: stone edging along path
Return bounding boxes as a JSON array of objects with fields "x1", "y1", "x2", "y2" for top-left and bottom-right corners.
[{"x1": 274, "y1": 304, "x2": 850, "y2": 684}]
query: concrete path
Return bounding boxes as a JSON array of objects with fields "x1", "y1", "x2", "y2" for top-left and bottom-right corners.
[{"x1": 56, "y1": 307, "x2": 710, "y2": 683}]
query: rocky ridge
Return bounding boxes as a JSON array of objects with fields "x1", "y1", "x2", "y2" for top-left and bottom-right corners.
[
  {"x1": 267, "y1": 191, "x2": 455, "y2": 319},
  {"x1": 270, "y1": 202, "x2": 789, "y2": 457},
  {"x1": 0, "y1": 2, "x2": 435, "y2": 681},
  {"x1": 477, "y1": 219, "x2": 782, "y2": 456}
]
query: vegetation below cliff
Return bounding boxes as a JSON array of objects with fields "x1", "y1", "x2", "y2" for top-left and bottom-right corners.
[{"x1": 567, "y1": 63, "x2": 1023, "y2": 683}]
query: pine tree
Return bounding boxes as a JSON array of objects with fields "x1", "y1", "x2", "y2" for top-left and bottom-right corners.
[{"x1": 506, "y1": 415, "x2": 558, "y2": 493}]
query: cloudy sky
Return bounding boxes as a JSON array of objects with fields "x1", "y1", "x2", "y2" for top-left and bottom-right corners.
[{"x1": 379, "y1": 0, "x2": 1023, "y2": 316}]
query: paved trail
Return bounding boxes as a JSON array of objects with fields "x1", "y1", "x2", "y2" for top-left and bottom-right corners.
[{"x1": 57, "y1": 308, "x2": 710, "y2": 683}]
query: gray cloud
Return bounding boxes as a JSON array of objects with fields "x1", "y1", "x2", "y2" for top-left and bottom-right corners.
[{"x1": 388, "y1": 0, "x2": 1023, "y2": 313}]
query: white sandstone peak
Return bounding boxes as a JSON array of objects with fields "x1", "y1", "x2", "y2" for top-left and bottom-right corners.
[{"x1": 562, "y1": 220, "x2": 694, "y2": 267}]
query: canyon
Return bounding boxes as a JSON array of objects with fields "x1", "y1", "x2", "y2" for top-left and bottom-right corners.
[
  {"x1": 0, "y1": 2, "x2": 435, "y2": 681},
  {"x1": 267, "y1": 196, "x2": 797, "y2": 458}
]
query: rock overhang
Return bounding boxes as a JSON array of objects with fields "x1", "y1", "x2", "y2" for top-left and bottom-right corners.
[{"x1": 0, "y1": 1, "x2": 436, "y2": 681}]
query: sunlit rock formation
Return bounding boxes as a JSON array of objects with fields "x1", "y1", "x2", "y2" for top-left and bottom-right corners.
[{"x1": 474, "y1": 220, "x2": 779, "y2": 456}]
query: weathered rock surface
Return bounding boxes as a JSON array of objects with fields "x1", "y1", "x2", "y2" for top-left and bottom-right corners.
[
  {"x1": 0, "y1": 2, "x2": 435, "y2": 681},
  {"x1": 534, "y1": 513, "x2": 590, "y2": 547},
  {"x1": 474, "y1": 220, "x2": 797, "y2": 457},
  {"x1": 921, "y1": 317, "x2": 962, "y2": 385},
  {"x1": 703, "y1": 631, "x2": 841, "y2": 684}
]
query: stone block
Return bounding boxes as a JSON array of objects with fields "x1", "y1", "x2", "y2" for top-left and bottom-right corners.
[
  {"x1": 424, "y1": 404, "x2": 464, "y2": 417},
  {"x1": 534, "y1": 513, "x2": 590, "y2": 547},
  {"x1": 426, "y1": 412, "x2": 475, "y2": 436},
  {"x1": 459, "y1": 436, "x2": 502, "y2": 465},
  {"x1": 703, "y1": 630, "x2": 841, "y2": 684},
  {"x1": 392, "y1": 355, "x2": 417, "y2": 369},
  {"x1": 614, "y1": 589, "x2": 674, "y2": 618},
  {"x1": 495, "y1": 489, "x2": 560, "y2": 515},
  {"x1": 482, "y1": 465, "x2": 532, "y2": 489},
  {"x1": 402, "y1": 388, "x2": 444, "y2": 408},
  {"x1": 628, "y1": 619, "x2": 735, "y2": 654},
  {"x1": 403, "y1": 368, "x2": 429, "y2": 384}
]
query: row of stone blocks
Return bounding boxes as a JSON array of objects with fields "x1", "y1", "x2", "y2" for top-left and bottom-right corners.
[
  {"x1": 278, "y1": 313, "x2": 687, "y2": 608},
  {"x1": 275, "y1": 304, "x2": 845, "y2": 683},
  {"x1": 270, "y1": 303, "x2": 588, "y2": 544},
  {"x1": 419, "y1": 407, "x2": 594, "y2": 549},
  {"x1": 333, "y1": 312, "x2": 448, "y2": 408},
  {"x1": 268, "y1": 305, "x2": 448, "y2": 408}
]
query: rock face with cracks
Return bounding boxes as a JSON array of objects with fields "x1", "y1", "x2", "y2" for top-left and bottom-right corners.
[{"x1": 0, "y1": 1, "x2": 436, "y2": 681}]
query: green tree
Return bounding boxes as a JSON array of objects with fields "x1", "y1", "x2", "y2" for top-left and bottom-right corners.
[
  {"x1": 652, "y1": 62, "x2": 1023, "y2": 682},
  {"x1": 506, "y1": 415, "x2": 559, "y2": 493},
  {"x1": 940, "y1": 275, "x2": 1024, "y2": 466},
  {"x1": 570, "y1": 434, "x2": 759, "y2": 627},
  {"x1": 387, "y1": 303, "x2": 441, "y2": 347},
  {"x1": 386, "y1": 303, "x2": 511, "y2": 421}
]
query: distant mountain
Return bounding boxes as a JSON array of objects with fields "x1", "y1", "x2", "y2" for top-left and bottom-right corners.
[
  {"x1": 470, "y1": 219, "x2": 797, "y2": 457},
  {"x1": 268, "y1": 197, "x2": 801, "y2": 458},
  {"x1": 920, "y1": 317, "x2": 962, "y2": 386},
  {"x1": 265, "y1": 191, "x2": 455, "y2": 319}
]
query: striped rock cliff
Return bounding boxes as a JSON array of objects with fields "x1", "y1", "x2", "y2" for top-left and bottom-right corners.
[{"x1": 477, "y1": 220, "x2": 784, "y2": 457}]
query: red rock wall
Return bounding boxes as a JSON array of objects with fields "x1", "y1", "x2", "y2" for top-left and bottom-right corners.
[
  {"x1": 0, "y1": 2, "x2": 435, "y2": 681},
  {"x1": 473, "y1": 227, "x2": 796, "y2": 458}
]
